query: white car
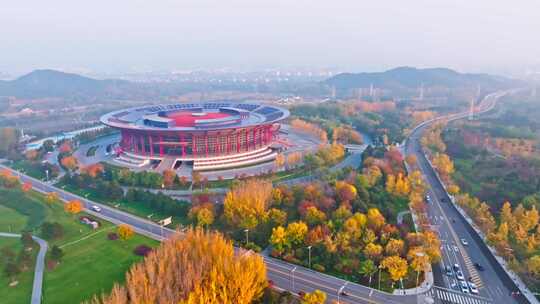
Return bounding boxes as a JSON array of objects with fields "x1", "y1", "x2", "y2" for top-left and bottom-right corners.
[
  {"x1": 456, "y1": 270, "x2": 465, "y2": 281},
  {"x1": 468, "y1": 282, "x2": 479, "y2": 294},
  {"x1": 461, "y1": 238, "x2": 469, "y2": 246},
  {"x1": 459, "y1": 280, "x2": 469, "y2": 293},
  {"x1": 453, "y1": 245, "x2": 459, "y2": 252},
  {"x1": 91, "y1": 205, "x2": 102, "y2": 212}
]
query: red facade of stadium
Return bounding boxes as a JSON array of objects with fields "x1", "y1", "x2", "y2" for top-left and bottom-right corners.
[{"x1": 119, "y1": 125, "x2": 278, "y2": 158}]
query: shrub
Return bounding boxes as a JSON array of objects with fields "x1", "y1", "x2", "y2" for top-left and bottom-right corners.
[
  {"x1": 245, "y1": 242, "x2": 262, "y2": 252},
  {"x1": 107, "y1": 232, "x2": 119, "y2": 240},
  {"x1": 313, "y1": 263, "x2": 326, "y2": 272},
  {"x1": 270, "y1": 249, "x2": 281, "y2": 258},
  {"x1": 133, "y1": 245, "x2": 153, "y2": 257},
  {"x1": 41, "y1": 222, "x2": 64, "y2": 240}
]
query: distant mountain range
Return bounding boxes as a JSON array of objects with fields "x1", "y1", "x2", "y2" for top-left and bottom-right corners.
[
  {"x1": 0, "y1": 67, "x2": 522, "y2": 100},
  {"x1": 325, "y1": 67, "x2": 521, "y2": 90},
  {"x1": 0, "y1": 69, "x2": 136, "y2": 98}
]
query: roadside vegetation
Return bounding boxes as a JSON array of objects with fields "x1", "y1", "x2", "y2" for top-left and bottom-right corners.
[
  {"x1": 184, "y1": 145, "x2": 439, "y2": 292},
  {"x1": 421, "y1": 93, "x2": 540, "y2": 297}
]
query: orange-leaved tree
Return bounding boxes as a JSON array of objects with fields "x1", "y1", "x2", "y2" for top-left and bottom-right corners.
[
  {"x1": 64, "y1": 200, "x2": 83, "y2": 214},
  {"x1": 117, "y1": 224, "x2": 134, "y2": 241}
]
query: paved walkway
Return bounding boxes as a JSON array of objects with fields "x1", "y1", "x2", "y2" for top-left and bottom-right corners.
[{"x1": 0, "y1": 232, "x2": 48, "y2": 304}]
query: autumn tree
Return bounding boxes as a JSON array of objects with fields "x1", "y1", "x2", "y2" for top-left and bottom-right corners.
[
  {"x1": 83, "y1": 163, "x2": 104, "y2": 178},
  {"x1": 191, "y1": 171, "x2": 202, "y2": 187},
  {"x1": 290, "y1": 118, "x2": 328, "y2": 142},
  {"x1": 304, "y1": 206, "x2": 327, "y2": 226},
  {"x1": 522, "y1": 206, "x2": 539, "y2": 232},
  {"x1": 91, "y1": 228, "x2": 267, "y2": 304},
  {"x1": 45, "y1": 192, "x2": 59, "y2": 205},
  {"x1": 500, "y1": 201, "x2": 514, "y2": 228},
  {"x1": 385, "y1": 238, "x2": 405, "y2": 256},
  {"x1": 58, "y1": 141, "x2": 73, "y2": 154},
  {"x1": 21, "y1": 181, "x2": 32, "y2": 192},
  {"x1": 25, "y1": 149, "x2": 39, "y2": 160},
  {"x1": 270, "y1": 226, "x2": 288, "y2": 254},
  {"x1": 335, "y1": 181, "x2": 357, "y2": 203},
  {"x1": 364, "y1": 243, "x2": 383, "y2": 261},
  {"x1": 405, "y1": 154, "x2": 417, "y2": 166},
  {"x1": 286, "y1": 221, "x2": 308, "y2": 247},
  {"x1": 301, "y1": 289, "x2": 327, "y2": 304},
  {"x1": 64, "y1": 200, "x2": 83, "y2": 214},
  {"x1": 386, "y1": 174, "x2": 396, "y2": 193},
  {"x1": 527, "y1": 255, "x2": 540, "y2": 278},
  {"x1": 408, "y1": 247, "x2": 431, "y2": 287},
  {"x1": 381, "y1": 255, "x2": 408, "y2": 286},
  {"x1": 61, "y1": 155, "x2": 79, "y2": 171},
  {"x1": 274, "y1": 153, "x2": 285, "y2": 168},
  {"x1": 224, "y1": 179, "x2": 273, "y2": 229},
  {"x1": 118, "y1": 224, "x2": 134, "y2": 241},
  {"x1": 447, "y1": 184, "x2": 460, "y2": 196},
  {"x1": 162, "y1": 169, "x2": 177, "y2": 188},
  {"x1": 367, "y1": 208, "x2": 385, "y2": 232},
  {"x1": 189, "y1": 203, "x2": 215, "y2": 228}
]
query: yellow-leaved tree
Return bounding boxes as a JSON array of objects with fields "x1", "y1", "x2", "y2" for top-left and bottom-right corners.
[
  {"x1": 224, "y1": 179, "x2": 273, "y2": 229},
  {"x1": 381, "y1": 255, "x2": 408, "y2": 285},
  {"x1": 301, "y1": 289, "x2": 327, "y2": 304},
  {"x1": 89, "y1": 228, "x2": 267, "y2": 304}
]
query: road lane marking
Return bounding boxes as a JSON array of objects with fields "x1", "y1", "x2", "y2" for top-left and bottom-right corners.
[{"x1": 266, "y1": 267, "x2": 384, "y2": 304}]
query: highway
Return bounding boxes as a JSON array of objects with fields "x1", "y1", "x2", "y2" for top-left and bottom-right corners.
[{"x1": 405, "y1": 90, "x2": 530, "y2": 304}]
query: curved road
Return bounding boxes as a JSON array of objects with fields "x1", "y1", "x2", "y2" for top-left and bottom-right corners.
[
  {"x1": 0, "y1": 232, "x2": 48, "y2": 304},
  {"x1": 405, "y1": 89, "x2": 532, "y2": 304}
]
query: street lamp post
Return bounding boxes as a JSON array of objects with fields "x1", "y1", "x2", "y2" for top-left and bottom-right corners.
[
  {"x1": 244, "y1": 229, "x2": 249, "y2": 245},
  {"x1": 291, "y1": 266, "x2": 297, "y2": 291},
  {"x1": 337, "y1": 283, "x2": 347, "y2": 304},
  {"x1": 415, "y1": 251, "x2": 426, "y2": 294},
  {"x1": 378, "y1": 265, "x2": 382, "y2": 290},
  {"x1": 307, "y1": 246, "x2": 312, "y2": 269},
  {"x1": 45, "y1": 169, "x2": 49, "y2": 182}
]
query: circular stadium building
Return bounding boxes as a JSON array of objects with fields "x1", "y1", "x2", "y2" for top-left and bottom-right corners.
[{"x1": 100, "y1": 102, "x2": 289, "y2": 171}]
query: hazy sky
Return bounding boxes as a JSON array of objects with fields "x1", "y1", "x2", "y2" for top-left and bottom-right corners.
[{"x1": 2, "y1": 0, "x2": 539, "y2": 74}]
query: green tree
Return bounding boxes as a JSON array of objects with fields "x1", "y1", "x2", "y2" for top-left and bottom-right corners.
[
  {"x1": 20, "y1": 232, "x2": 34, "y2": 249},
  {"x1": 358, "y1": 259, "x2": 377, "y2": 287},
  {"x1": 50, "y1": 245, "x2": 64, "y2": 262}
]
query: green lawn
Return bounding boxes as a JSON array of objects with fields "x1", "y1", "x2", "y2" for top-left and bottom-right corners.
[
  {"x1": 0, "y1": 237, "x2": 35, "y2": 304},
  {"x1": 10, "y1": 160, "x2": 47, "y2": 181},
  {"x1": 0, "y1": 188, "x2": 158, "y2": 304},
  {"x1": 0, "y1": 204, "x2": 28, "y2": 232},
  {"x1": 44, "y1": 224, "x2": 158, "y2": 304}
]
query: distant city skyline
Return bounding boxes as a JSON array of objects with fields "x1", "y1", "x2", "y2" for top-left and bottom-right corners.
[{"x1": 2, "y1": 0, "x2": 540, "y2": 76}]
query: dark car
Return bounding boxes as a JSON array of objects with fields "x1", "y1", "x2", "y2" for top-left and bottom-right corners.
[
  {"x1": 445, "y1": 265, "x2": 453, "y2": 276},
  {"x1": 441, "y1": 197, "x2": 447, "y2": 202},
  {"x1": 340, "y1": 291, "x2": 349, "y2": 297},
  {"x1": 474, "y1": 263, "x2": 485, "y2": 271}
]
